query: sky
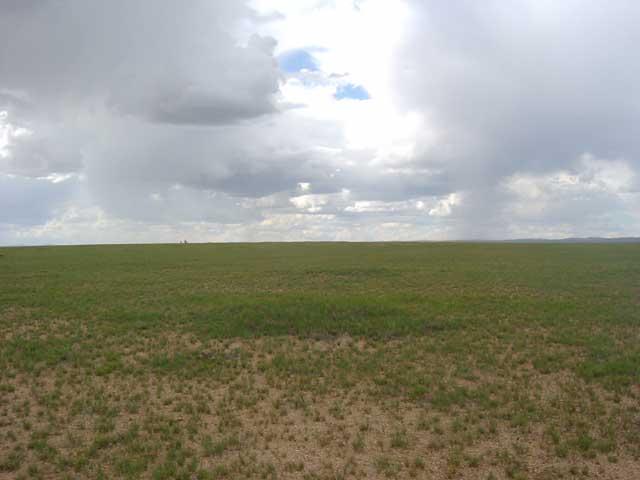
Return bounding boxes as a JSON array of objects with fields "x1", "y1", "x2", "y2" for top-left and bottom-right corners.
[{"x1": 1, "y1": 0, "x2": 639, "y2": 245}]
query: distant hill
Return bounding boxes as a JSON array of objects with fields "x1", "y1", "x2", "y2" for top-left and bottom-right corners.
[{"x1": 504, "y1": 237, "x2": 640, "y2": 244}]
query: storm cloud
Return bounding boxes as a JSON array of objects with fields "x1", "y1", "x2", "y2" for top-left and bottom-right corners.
[{"x1": 1, "y1": 0, "x2": 639, "y2": 244}]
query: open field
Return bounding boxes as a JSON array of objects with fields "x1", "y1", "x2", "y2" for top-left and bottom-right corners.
[{"x1": 0, "y1": 242, "x2": 639, "y2": 479}]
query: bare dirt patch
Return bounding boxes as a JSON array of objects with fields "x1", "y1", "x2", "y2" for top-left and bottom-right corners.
[{"x1": 1, "y1": 337, "x2": 638, "y2": 479}]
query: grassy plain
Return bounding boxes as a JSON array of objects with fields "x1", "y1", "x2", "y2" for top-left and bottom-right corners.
[{"x1": 0, "y1": 242, "x2": 639, "y2": 479}]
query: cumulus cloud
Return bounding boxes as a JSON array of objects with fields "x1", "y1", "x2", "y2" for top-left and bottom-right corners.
[
  {"x1": 1, "y1": 0, "x2": 639, "y2": 244},
  {"x1": 393, "y1": 0, "x2": 640, "y2": 237},
  {"x1": 0, "y1": 111, "x2": 83, "y2": 178},
  {"x1": 0, "y1": 1, "x2": 280, "y2": 124}
]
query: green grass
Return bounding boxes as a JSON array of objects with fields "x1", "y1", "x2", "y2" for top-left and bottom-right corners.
[{"x1": 0, "y1": 242, "x2": 639, "y2": 479}]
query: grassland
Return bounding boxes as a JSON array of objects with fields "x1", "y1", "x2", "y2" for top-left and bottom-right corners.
[{"x1": 0, "y1": 242, "x2": 639, "y2": 479}]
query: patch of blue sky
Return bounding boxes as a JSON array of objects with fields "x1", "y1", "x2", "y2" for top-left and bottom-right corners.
[
  {"x1": 277, "y1": 49, "x2": 319, "y2": 73},
  {"x1": 334, "y1": 83, "x2": 370, "y2": 100}
]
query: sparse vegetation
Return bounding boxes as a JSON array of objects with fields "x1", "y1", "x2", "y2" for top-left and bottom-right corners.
[{"x1": 0, "y1": 242, "x2": 639, "y2": 478}]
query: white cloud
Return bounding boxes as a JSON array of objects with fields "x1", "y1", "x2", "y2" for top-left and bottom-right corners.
[
  {"x1": 1, "y1": 1, "x2": 640, "y2": 244},
  {"x1": 428, "y1": 193, "x2": 462, "y2": 217},
  {"x1": 290, "y1": 194, "x2": 327, "y2": 213},
  {"x1": 497, "y1": 155, "x2": 640, "y2": 237}
]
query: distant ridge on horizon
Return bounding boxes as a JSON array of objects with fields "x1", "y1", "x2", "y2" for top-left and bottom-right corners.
[{"x1": 500, "y1": 237, "x2": 640, "y2": 244}]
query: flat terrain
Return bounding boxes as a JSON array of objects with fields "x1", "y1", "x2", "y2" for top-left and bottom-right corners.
[{"x1": 0, "y1": 242, "x2": 638, "y2": 479}]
